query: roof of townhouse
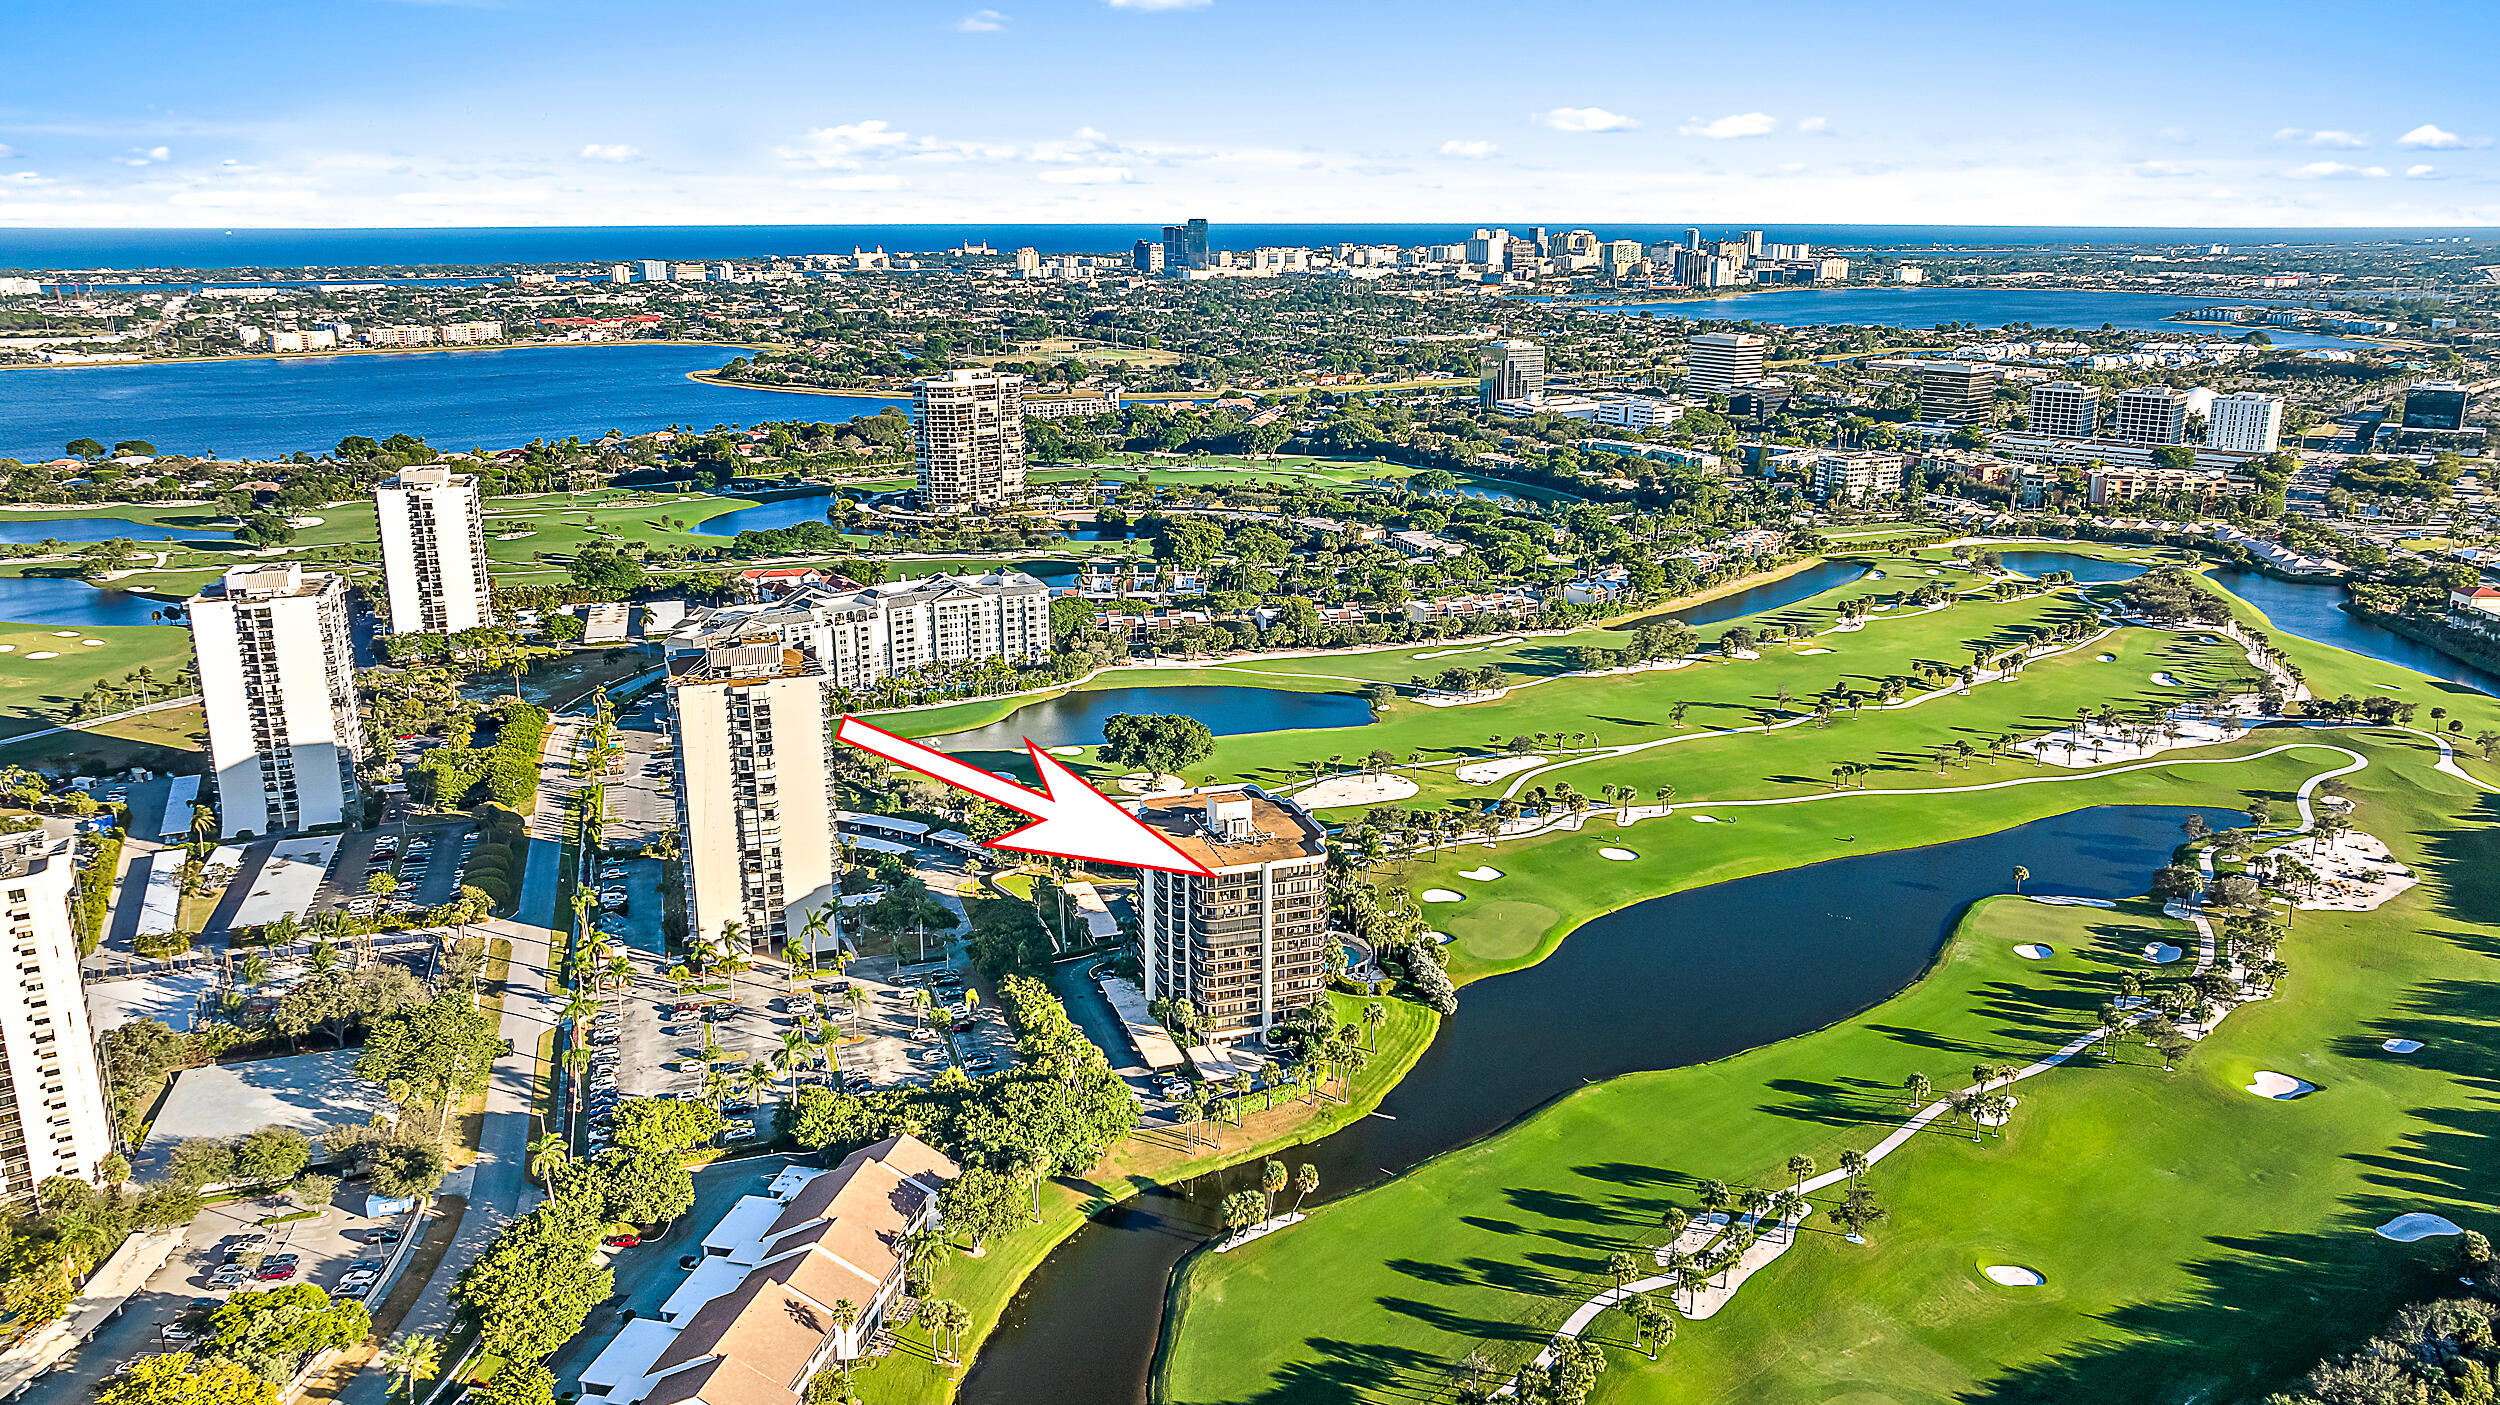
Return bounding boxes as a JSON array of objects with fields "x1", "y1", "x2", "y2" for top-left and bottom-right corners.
[
  {"x1": 762, "y1": 1133, "x2": 960, "y2": 1246},
  {"x1": 646, "y1": 1272, "x2": 837, "y2": 1391},
  {"x1": 641, "y1": 1350, "x2": 805, "y2": 1405}
]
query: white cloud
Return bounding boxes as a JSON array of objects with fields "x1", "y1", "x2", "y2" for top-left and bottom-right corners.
[
  {"x1": 1105, "y1": 0, "x2": 1208, "y2": 9},
  {"x1": 1678, "y1": 112, "x2": 1778, "y2": 139},
  {"x1": 2274, "y1": 128, "x2": 2368, "y2": 148},
  {"x1": 2406, "y1": 164, "x2": 2439, "y2": 179},
  {"x1": 1037, "y1": 165, "x2": 1133, "y2": 184},
  {"x1": 2129, "y1": 160, "x2": 2201, "y2": 178},
  {"x1": 954, "y1": 9, "x2": 1007, "y2": 30},
  {"x1": 777, "y1": 120, "x2": 912, "y2": 167},
  {"x1": 1533, "y1": 106, "x2": 1641, "y2": 134},
  {"x1": 1438, "y1": 139, "x2": 1498, "y2": 159},
  {"x1": 812, "y1": 173, "x2": 907, "y2": 191},
  {"x1": 1795, "y1": 116, "x2": 1829, "y2": 134},
  {"x1": 120, "y1": 145, "x2": 171, "y2": 167},
  {"x1": 2397, "y1": 123, "x2": 2487, "y2": 149},
  {"x1": 0, "y1": 145, "x2": 17, "y2": 160},
  {"x1": 2156, "y1": 126, "x2": 2191, "y2": 143},
  {"x1": 577, "y1": 143, "x2": 640, "y2": 162},
  {"x1": 2286, "y1": 161, "x2": 2385, "y2": 179}
]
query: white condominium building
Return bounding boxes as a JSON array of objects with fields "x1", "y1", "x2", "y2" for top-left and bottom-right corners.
[
  {"x1": 1134, "y1": 788, "x2": 1330, "y2": 1037},
  {"x1": 2028, "y1": 381, "x2": 2102, "y2": 439},
  {"x1": 669, "y1": 643, "x2": 839, "y2": 955},
  {"x1": 188, "y1": 564, "x2": 367, "y2": 838},
  {"x1": 2111, "y1": 385, "x2": 2192, "y2": 445},
  {"x1": 1686, "y1": 332, "x2": 1767, "y2": 395},
  {"x1": 376, "y1": 465, "x2": 495, "y2": 636},
  {"x1": 1807, "y1": 450, "x2": 1909, "y2": 502},
  {"x1": 0, "y1": 828, "x2": 115, "y2": 1196},
  {"x1": 2206, "y1": 391, "x2": 2285, "y2": 454},
  {"x1": 914, "y1": 370, "x2": 1026, "y2": 515},
  {"x1": 665, "y1": 572, "x2": 1053, "y2": 690}
]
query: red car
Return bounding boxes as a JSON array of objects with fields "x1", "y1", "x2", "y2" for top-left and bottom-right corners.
[
  {"x1": 255, "y1": 1264, "x2": 299, "y2": 1281},
  {"x1": 604, "y1": 1233, "x2": 642, "y2": 1249}
]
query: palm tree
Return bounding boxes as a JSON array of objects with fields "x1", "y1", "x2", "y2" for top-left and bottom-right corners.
[
  {"x1": 380, "y1": 1332, "x2": 441, "y2": 1402},
  {"x1": 1606, "y1": 1249, "x2": 1639, "y2": 1292},
  {"x1": 528, "y1": 1133, "x2": 570, "y2": 1183},
  {"x1": 1904, "y1": 1071, "x2": 1932, "y2": 1105},
  {"x1": 1362, "y1": 1000, "x2": 1387, "y2": 1051},
  {"x1": 1697, "y1": 1179, "x2": 1731, "y2": 1229},
  {"x1": 779, "y1": 1028, "x2": 813, "y2": 1101},
  {"x1": 829, "y1": 1298, "x2": 860, "y2": 1355},
  {"x1": 917, "y1": 1298, "x2": 970, "y2": 1366},
  {"x1": 1261, "y1": 1159, "x2": 1288, "y2": 1219},
  {"x1": 1787, "y1": 1154, "x2": 1815, "y2": 1192},
  {"x1": 2010, "y1": 865, "x2": 2029, "y2": 894},
  {"x1": 1291, "y1": 1162, "x2": 1319, "y2": 1214},
  {"x1": 1839, "y1": 1149, "x2": 1868, "y2": 1186}
]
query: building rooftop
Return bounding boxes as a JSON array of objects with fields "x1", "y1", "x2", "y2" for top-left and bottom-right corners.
[
  {"x1": 671, "y1": 643, "x2": 812, "y2": 687},
  {"x1": 198, "y1": 562, "x2": 340, "y2": 602},
  {"x1": 389, "y1": 464, "x2": 470, "y2": 489},
  {"x1": 1130, "y1": 787, "x2": 1326, "y2": 871}
]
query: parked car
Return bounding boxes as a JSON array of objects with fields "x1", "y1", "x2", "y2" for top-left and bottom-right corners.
[
  {"x1": 255, "y1": 1264, "x2": 299, "y2": 1281},
  {"x1": 336, "y1": 1283, "x2": 372, "y2": 1301},
  {"x1": 603, "y1": 1233, "x2": 642, "y2": 1249},
  {"x1": 366, "y1": 1228, "x2": 402, "y2": 1245}
]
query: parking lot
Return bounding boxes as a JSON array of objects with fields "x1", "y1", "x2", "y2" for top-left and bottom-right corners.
[
  {"x1": 308, "y1": 817, "x2": 476, "y2": 921},
  {"x1": 18, "y1": 1187, "x2": 416, "y2": 1405}
]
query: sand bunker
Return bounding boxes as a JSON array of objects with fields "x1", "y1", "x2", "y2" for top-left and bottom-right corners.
[
  {"x1": 0, "y1": 646, "x2": 13, "y2": 653},
  {"x1": 2142, "y1": 942, "x2": 2183, "y2": 964},
  {"x1": 2151, "y1": 672, "x2": 2182, "y2": 686},
  {"x1": 1983, "y1": 1265, "x2": 2045, "y2": 1286},
  {"x1": 1598, "y1": 848, "x2": 1638, "y2": 861},
  {"x1": 2030, "y1": 896, "x2": 2116, "y2": 908},
  {"x1": 1115, "y1": 771, "x2": 1185, "y2": 795},
  {"x1": 2383, "y1": 1038, "x2": 2424, "y2": 1054},
  {"x1": 1295, "y1": 772, "x2": 1420, "y2": 809},
  {"x1": 1047, "y1": 746, "x2": 1084, "y2": 757},
  {"x1": 49, "y1": 631, "x2": 77, "y2": 638},
  {"x1": 24, "y1": 652, "x2": 56, "y2": 660},
  {"x1": 79, "y1": 639, "x2": 103, "y2": 646},
  {"x1": 1690, "y1": 815, "x2": 1721, "y2": 824},
  {"x1": 2246, "y1": 1071, "x2": 2317, "y2": 1099},
  {"x1": 1459, "y1": 867, "x2": 1502, "y2": 881},
  {"x1": 1796, "y1": 647, "x2": 1834, "y2": 655},
  {"x1": 1420, "y1": 889, "x2": 1464, "y2": 903},
  {"x1": 1455, "y1": 754, "x2": 1546, "y2": 785},
  {"x1": 2096, "y1": 653, "x2": 2117, "y2": 662},
  {"x1": 2377, "y1": 1213, "x2": 2464, "y2": 1243},
  {"x1": 2014, "y1": 944, "x2": 2053, "y2": 960}
]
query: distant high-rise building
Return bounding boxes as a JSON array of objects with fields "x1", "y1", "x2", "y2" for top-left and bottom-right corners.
[
  {"x1": 669, "y1": 642, "x2": 838, "y2": 956},
  {"x1": 2207, "y1": 392, "x2": 2286, "y2": 453},
  {"x1": 0, "y1": 827, "x2": 115, "y2": 1197},
  {"x1": 2112, "y1": 385, "x2": 2192, "y2": 445},
  {"x1": 671, "y1": 262, "x2": 707, "y2": 282},
  {"x1": 1809, "y1": 450, "x2": 1909, "y2": 502},
  {"x1": 2027, "y1": 381, "x2": 2101, "y2": 439},
  {"x1": 376, "y1": 465, "x2": 494, "y2": 637},
  {"x1": 1135, "y1": 787, "x2": 1330, "y2": 1037},
  {"x1": 1742, "y1": 230, "x2": 1764, "y2": 258},
  {"x1": 2401, "y1": 380, "x2": 2470, "y2": 431},
  {"x1": 608, "y1": 264, "x2": 634, "y2": 284},
  {"x1": 1131, "y1": 239, "x2": 1165, "y2": 273},
  {"x1": 1602, "y1": 240, "x2": 1643, "y2": 279},
  {"x1": 1524, "y1": 226, "x2": 1550, "y2": 255},
  {"x1": 1464, "y1": 228, "x2": 1511, "y2": 269},
  {"x1": 1685, "y1": 228, "x2": 1703, "y2": 250},
  {"x1": 1479, "y1": 340, "x2": 1546, "y2": 408},
  {"x1": 188, "y1": 564, "x2": 367, "y2": 837},
  {"x1": 915, "y1": 369, "x2": 1026, "y2": 514},
  {"x1": 1919, "y1": 361, "x2": 2002, "y2": 426},
  {"x1": 1161, "y1": 218, "x2": 1210, "y2": 273},
  {"x1": 1014, "y1": 247, "x2": 1040, "y2": 274},
  {"x1": 639, "y1": 260, "x2": 668, "y2": 282},
  {"x1": 1685, "y1": 332, "x2": 1767, "y2": 395}
]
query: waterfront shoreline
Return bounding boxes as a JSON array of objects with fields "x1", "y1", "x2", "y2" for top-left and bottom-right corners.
[{"x1": 0, "y1": 337, "x2": 765, "y2": 374}]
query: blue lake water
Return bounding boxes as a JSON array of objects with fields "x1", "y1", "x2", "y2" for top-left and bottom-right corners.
[
  {"x1": 1996, "y1": 549, "x2": 2154, "y2": 584},
  {"x1": 2214, "y1": 568, "x2": 2498, "y2": 696},
  {"x1": 927, "y1": 684, "x2": 1371, "y2": 753},
  {"x1": 1587, "y1": 287, "x2": 2363, "y2": 349},
  {"x1": 0, "y1": 346, "x2": 906, "y2": 463},
  {"x1": 1667, "y1": 558, "x2": 1870, "y2": 628},
  {"x1": 0, "y1": 516, "x2": 229, "y2": 544},
  {"x1": 0, "y1": 577, "x2": 180, "y2": 626}
]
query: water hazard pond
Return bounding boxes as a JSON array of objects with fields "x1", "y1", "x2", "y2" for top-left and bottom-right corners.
[
  {"x1": 927, "y1": 684, "x2": 1372, "y2": 753},
  {"x1": 963, "y1": 803, "x2": 2244, "y2": 1405}
]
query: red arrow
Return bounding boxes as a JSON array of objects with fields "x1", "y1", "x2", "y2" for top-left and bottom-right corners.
[{"x1": 834, "y1": 715, "x2": 1215, "y2": 877}]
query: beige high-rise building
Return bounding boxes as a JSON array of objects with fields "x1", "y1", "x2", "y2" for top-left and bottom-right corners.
[
  {"x1": 2112, "y1": 385, "x2": 2192, "y2": 445},
  {"x1": 1478, "y1": 340, "x2": 1546, "y2": 408},
  {"x1": 0, "y1": 827, "x2": 115, "y2": 1196},
  {"x1": 1685, "y1": 332, "x2": 1767, "y2": 395},
  {"x1": 2027, "y1": 381, "x2": 2101, "y2": 439},
  {"x1": 376, "y1": 465, "x2": 495, "y2": 636},
  {"x1": 914, "y1": 370, "x2": 1026, "y2": 515},
  {"x1": 669, "y1": 643, "x2": 839, "y2": 955},
  {"x1": 1134, "y1": 787, "x2": 1329, "y2": 1037},
  {"x1": 1919, "y1": 361, "x2": 2002, "y2": 425},
  {"x1": 188, "y1": 564, "x2": 367, "y2": 838}
]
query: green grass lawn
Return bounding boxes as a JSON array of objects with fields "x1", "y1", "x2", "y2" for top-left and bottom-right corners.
[
  {"x1": 0, "y1": 622, "x2": 195, "y2": 740},
  {"x1": 1157, "y1": 569, "x2": 2500, "y2": 1405}
]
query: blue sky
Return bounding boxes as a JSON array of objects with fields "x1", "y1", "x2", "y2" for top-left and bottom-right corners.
[{"x1": 3, "y1": 0, "x2": 2495, "y2": 228}]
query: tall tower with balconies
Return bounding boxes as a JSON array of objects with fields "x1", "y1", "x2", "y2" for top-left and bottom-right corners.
[{"x1": 188, "y1": 563, "x2": 367, "y2": 837}]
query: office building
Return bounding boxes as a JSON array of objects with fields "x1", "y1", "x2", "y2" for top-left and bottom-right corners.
[
  {"x1": 1742, "y1": 230, "x2": 1764, "y2": 258},
  {"x1": 2207, "y1": 392, "x2": 2285, "y2": 454},
  {"x1": 1130, "y1": 239, "x2": 1164, "y2": 274},
  {"x1": 1465, "y1": 228, "x2": 1511, "y2": 269},
  {"x1": 1685, "y1": 228, "x2": 1703, "y2": 250},
  {"x1": 1593, "y1": 394, "x2": 1683, "y2": 432},
  {"x1": 2402, "y1": 380, "x2": 2471, "y2": 431},
  {"x1": 1478, "y1": 339, "x2": 1546, "y2": 408},
  {"x1": 640, "y1": 260, "x2": 668, "y2": 282},
  {"x1": 914, "y1": 369, "x2": 1025, "y2": 514},
  {"x1": 1808, "y1": 450, "x2": 1908, "y2": 502},
  {"x1": 1918, "y1": 361, "x2": 2001, "y2": 425},
  {"x1": 376, "y1": 465, "x2": 494, "y2": 636},
  {"x1": 2027, "y1": 381, "x2": 2101, "y2": 439},
  {"x1": 188, "y1": 564, "x2": 367, "y2": 837},
  {"x1": 2111, "y1": 385, "x2": 2192, "y2": 445},
  {"x1": 666, "y1": 572, "x2": 1053, "y2": 690},
  {"x1": 0, "y1": 827, "x2": 115, "y2": 1197},
  {"x1": 1729, "y1": 379, "x2": 1792, "y2": 422},
  {"x1": 1161, "y1": 218, "x2": 1210, "y2": 273},
  {"x1": 1135, "y1": 788, "x2": 1329, "y2": 1037},
  {"x1": 670, "y1": 643, "x2": 839, "y2": 954},
  {"x1": 1685, "y1": 332, "x2": 1767, "y2": 395}
]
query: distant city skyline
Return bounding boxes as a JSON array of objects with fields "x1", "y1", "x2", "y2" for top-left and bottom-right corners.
[{"x1": 5, "y1": 0, "x2": 2497, "y2": 229}]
